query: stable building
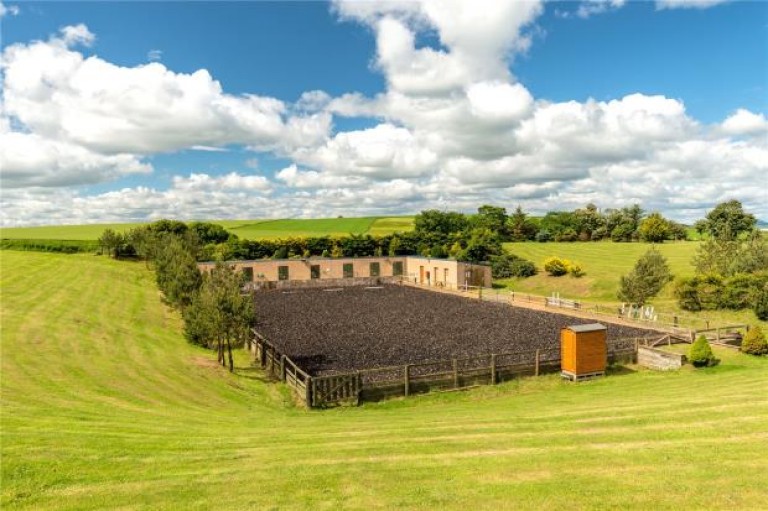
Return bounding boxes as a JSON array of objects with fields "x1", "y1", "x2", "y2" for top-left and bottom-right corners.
[{"x1": 198, "y1": 256, "x2": 492, "y2": 290}]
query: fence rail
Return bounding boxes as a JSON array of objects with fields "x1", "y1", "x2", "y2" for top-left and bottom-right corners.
[
  {"x1": 396, "y1": 278, "x2": 720, "y2": 334},
  {"x1": 249, "y1": 329, "x2": 654, "y2": 408}
]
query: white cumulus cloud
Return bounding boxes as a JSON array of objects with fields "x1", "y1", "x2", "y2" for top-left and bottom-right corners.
[
  {"x1": 2, "y1": 5, "x2": 766, "y2": 226},
  {"x1": 656, "y1": 0, "x2": 730, "y2": 9},
  {"x1": 721, "y1": 109, "x2": 768, "y2": 136}
]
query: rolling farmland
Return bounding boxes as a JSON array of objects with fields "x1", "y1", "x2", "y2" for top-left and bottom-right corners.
[
  {"x1": 0, "y1": 216, "x2": 415, "y2": 241},
  {"x1": 2, "y1": 250, "x2": 767, "y2": 510}
]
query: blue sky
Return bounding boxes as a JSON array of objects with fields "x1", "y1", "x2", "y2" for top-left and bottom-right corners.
[{"x1": 1, "y1": 0, "x2": 766, "y2": 225}]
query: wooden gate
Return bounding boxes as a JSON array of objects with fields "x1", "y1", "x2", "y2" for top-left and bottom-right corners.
[{"x1": 311, "y1": 373, "x2": 361, "y2": 407}]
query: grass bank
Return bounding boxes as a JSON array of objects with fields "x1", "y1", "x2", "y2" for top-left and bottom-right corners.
[
  {"x1": 2, "y1": 251, "x2": 767, "y2": 509},
  {"x1": 499, "y1": 240, "x2": 766, "y2": 328}
]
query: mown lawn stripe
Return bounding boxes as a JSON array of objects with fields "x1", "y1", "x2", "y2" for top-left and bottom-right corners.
[{"x1": 2, "y1": 250, "x2": 767, "y2": 510}]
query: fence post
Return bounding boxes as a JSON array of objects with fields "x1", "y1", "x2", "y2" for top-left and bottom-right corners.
[
  {"x1": 535, "y1": 349, "x2": 540, "y2": 376},
  {"x1": 356, "y1": 371, "x2": 362, "y2": 406},
  {"x1": 490, "y1": 354, "x2": 496, "y2": 385},
  {"x1": 510, "y1": 291, "x2": 515, "y2": 303},
  {"x1": 280, "y1": 355, "x2": 286, "y2": 382},
  {"x1": 634, "y1": 339, "x2": 639, "y2": 363},
  {"x1": 404, "y1": 364, "x2": 410, "y2": 397},
  {"x1": 306, "y1": 376, "x2": 313, "y2": 408},
  {"x1": 453, "y1": 359, "x2": 459, "y2": 388}
]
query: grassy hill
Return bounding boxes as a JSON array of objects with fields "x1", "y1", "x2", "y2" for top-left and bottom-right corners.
[
  {"x1": 2, "y1": 250, "x2": 767, "y2": 509},
  {"x1": 0, "y1": 216, "x2": 415, "y2": 241},
  {"x1": 500, "y1": 241, "x2": 697, "y2": 302},
  {"x1": 499, "y1": 241, "x2": 767, "y2": 328}
]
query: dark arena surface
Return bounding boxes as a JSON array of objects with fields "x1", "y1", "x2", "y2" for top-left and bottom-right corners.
[{"x1": 252, "y1": 285, "x2": 662, "y2": 375}]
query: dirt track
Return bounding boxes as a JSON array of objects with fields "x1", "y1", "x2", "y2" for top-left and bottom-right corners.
[{"x1": 252, "y1": 285, "x2": 661, "y2": 375}]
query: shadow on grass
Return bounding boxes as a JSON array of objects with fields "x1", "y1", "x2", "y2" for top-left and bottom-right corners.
[
  {"x1": 606, "y1": 364, "x2": 637, "y2": 376},
  {"x1": 235, "y1": 366, "x2": 272, "y2": 383}
]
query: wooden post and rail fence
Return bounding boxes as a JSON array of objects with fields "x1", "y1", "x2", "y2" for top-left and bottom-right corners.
[
  {"x1": 248, "y1": 329, "x2": 658, "y2": 408},
  {"x1": 397, "y1": 277, "x2": 737, "y2": 338}
]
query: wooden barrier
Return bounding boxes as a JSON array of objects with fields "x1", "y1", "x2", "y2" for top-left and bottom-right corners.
[
  {"x1": 399, "y1": 278, "x2": 716, "y2": 335},
  {"x1": 249, "y1": 329, "x2": 652, "y2": 408}
]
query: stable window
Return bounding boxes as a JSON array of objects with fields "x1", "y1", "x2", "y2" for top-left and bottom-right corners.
[
  {"x1": 310, "y1": 264, "x2": 320, "y2": 279},
  {"x1": 242, "y1": 267, "x2": 254, "y2": 282},
  {"x1": 393, "y1": 261, "x2": 404, "y2": 276},
  {"x1": 278, "y1": 265, "x2": 289, "y2": 281},
  {"x1": 370, "y1": 262, "x2": 380, "y2": 277},
  {"x1": 343, "y1": 263, "x2": 354, "y2": 278}
]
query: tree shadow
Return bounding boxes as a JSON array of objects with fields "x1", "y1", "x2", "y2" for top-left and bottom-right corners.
[
  {"x1": 235, "y1": 365, "x2": 272, "y2": 382},
  {"x1": 606, "y1": 364, "x2": 637, "y2": 376}
]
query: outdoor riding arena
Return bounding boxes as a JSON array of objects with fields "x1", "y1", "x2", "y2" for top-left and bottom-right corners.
[{"x1": 250, "y1": 284, "x2": 664, "y2": 407}]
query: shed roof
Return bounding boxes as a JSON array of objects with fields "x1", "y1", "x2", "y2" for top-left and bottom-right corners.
[{"x1": 566, "y1": 323, "x2": 607, "y2": 333}]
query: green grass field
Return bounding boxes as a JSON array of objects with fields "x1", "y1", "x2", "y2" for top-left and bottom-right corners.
[
  {"x1": 1, "y1": 217, "x2": 415, "y2": 241},
  {"x1": 499, "y1": 241, "x2": 697, "y2": 302},
  {"x1": 499, "y1": 241, "x2": 767, "y2": 328},
  {"x1": 223, "y1": 217, "x2": 378, "y2": 239},
  {"x1": 0, "y1": 223, "x2": 144, "y2": 240},
  {"x1": 2, "y1": 251, "x2": 767, "y2": 510},
  {"x1": 367, "y1": 216, "x2": 416, "y2": 236}
]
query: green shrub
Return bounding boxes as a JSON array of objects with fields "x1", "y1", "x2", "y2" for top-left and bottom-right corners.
[
  {"x1": 697, "y1": 273, "x2": 724, "y2": 310},
  {"x1": 535, "y1": 230, "x2": 552, "y2": 242},
  {"x1": 429, "y1": 244, "x2": 448, "y2": 258},
  {"x1": 689, "y1": 335, "x2": 720, "y2": 368},
  {"x1": 611, "y1": 223, "x2": 635, "y2": 242},
  {"x1": 555, "y1": 228, "x2": 578, "y2": 242},
  {"x1": 675, "y1": 273, "x2": 768, "y2": 312},
  {"x1": 566, "y1": 261, "x2": 585, "y2": 278},
  {"x1": 720, "y1": 273, "x2": 760, "y2": 309},
  {"x1": 544, "y1": 257, "x2": 568, "y2": 276},
  {"x1": 754, "y1": 287, "x2": 768, "y2": 321},
  {"x1": 490, "y1": 253, "x2": 536, "y2": 279},
  {"x1": 674, "y1": 277, "x2": 702, "y2": 311},
  {"x1": 509, "y1": 259, "x2": 537, "y2": 278},
  {"x1": 741, "y1": 326, "x2": 768, "y2": 356}
]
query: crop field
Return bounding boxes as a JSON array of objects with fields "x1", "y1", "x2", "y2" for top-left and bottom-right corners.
[
  {"x1": 252, "y1": 286, "x2": 660, "y2": 375},
  {"x1": 223, "y1": 217, "x2": 379, "y2": 239},
  {"x1": 0, "y1": 223, "x2": 144, "y2": 240},
  {"x1": 366, "y1": 216, "x2": 416, "y2": 236},
  {"x1": 3, "y1": 251, "x2": 768, "y2": 510},
  {"x1": 0, "y1": 216, "x2": 415, "y2": 241}
]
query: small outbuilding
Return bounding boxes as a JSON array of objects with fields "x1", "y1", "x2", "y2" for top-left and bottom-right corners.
[{"x1": 560, "y1": 323, "x2": 607, "y2": 381}]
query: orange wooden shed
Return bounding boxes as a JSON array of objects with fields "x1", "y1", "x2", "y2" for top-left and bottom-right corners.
[{"x1": 561, "y1": 323, "x2": 607, "y2": 380}]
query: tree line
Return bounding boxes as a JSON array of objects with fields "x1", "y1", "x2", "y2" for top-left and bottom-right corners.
[
  {"x1": 98, "y1": 199, "x2": 767, "y2": 338},
  {"x1": 613, "y1": 200, "x2": 767, "y2": 321},
  {"x1": 99, "y1": 220, "x2": 254, "y2": 371},
  {"x1": 674, "y1": 200, "x2": 768, "y2": 320},
  {"x1": 97, "y1": 202, "x2": 692, "y2": 268}
]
